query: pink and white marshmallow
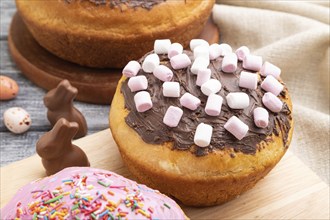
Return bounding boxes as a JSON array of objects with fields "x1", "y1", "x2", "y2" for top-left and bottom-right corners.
[
  {"x1": 226, "y1": 92, "x2": 250, "y2": 109},
  {"x1": 201, "y1": 79, "x2": 222, "y2": 96},
  {"x1": 163, "y1": 106, "x2": 183, "y2": 127},
  {"x1": 134, "y1": 91, "x2": 153, "y2": 112},
  {"x1": 162, "y1": 82, "x2": 180, "y2": 97},
  {"x1": 127, "y1": 75, "x2": 148, "y2": 92},
  {"x1": 142, "y1": 54, "x2": 160, "y2": 73},
  {"x1": 194, "y1": 123, "x2": 213, "y2": 147},
  {"x1": 235, "y1": 46, "x2": 250, "y2": 61},
  {"x1": 180, "y1": 92, "x2": 201, "y2": 111},
  {"x1": 239, "y1": 71, "x2": 258, "y2": 90},
  {"x1": 243, "y1": 55, "x2": 262, "y2": 71},
  {"x1": 153, "y1": 65, "x2": 173, "y2": 82},
  {"x1": 170, "y1": 54, "x2": 191, "y2": 70},
  {"x1": 205, "y1": 93, "x2": 223, "y2": 116},
  {"x1": 194, "y1": 45, "x2": 210, "y2": 60},
  {"x1": 191, "y1": 57, "x2": 209, "y2": 75},
  {"x1": 168, "y1": 43, "x2": 183, "y2": 59},
  {"x1": 219, "y1": 43, "x2": 232, "y2": 56},
  {"x1": 261, "y1": 75, "x2": 284, "y2": 96},
  {"x1": 209, "y1": 43, "x2": 222, "y2": 60},
  {"x1": 196, "y1": 68, "x2": 212, "y2": 87},
  {"x1": 224, "y1": 116, "x2": 249, "y2": 140},
  {"x1": 222, "y1": 53, "x2": 238, "y2": 73},
  {"x1": 122, "y1": 61, "x2": 141, "y2": 77},
  {"x1": 154, "y1": 39, "x2": 171, "y2": 54},
  {"x1": 253, "y1": 107, "x2": 269, "y2": 128},
  {"x1": 260, "y1": 61, "x2": 281, "y2": 79},
  {"x1": 262, "y1": 92, "x2": 283, "y2": 113},
  {"x1": 190, "y1": 39, "x2": 209, "y2": 51}
]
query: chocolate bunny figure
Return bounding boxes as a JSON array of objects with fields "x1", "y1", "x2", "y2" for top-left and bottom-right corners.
[
  {"x1": 36, "y1": 118, "x2": 90, "y2": 176},
  {"x1": 44, "y1": 80, "x2": 87, "y2": 139}
]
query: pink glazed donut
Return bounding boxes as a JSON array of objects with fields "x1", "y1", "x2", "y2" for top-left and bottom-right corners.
[{"x1": 1, "y1": 167, "x2": 188, "y2": 220}]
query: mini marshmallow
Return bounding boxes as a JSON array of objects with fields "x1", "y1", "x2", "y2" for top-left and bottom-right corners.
[
  {"x1": 170, "y1": 54, "x2": 191, "y2": 70},
  {"x1": 134, "y1": 91, "x2": 153, "y2": 112},
  {"x1": 190, "y1": 57, "x2": 209, "y2": 75},
  {"x1": 235, "y1": 46, "x2": 250, "y2": 61},
  {"x1": 154, "y1": 39, "x2": 171, "y2": 54},
  {"x1": 239, "y1": 71, "x2": 258, "y2": 90},
  {"x1": 260, "y1": 61, "x2": 281, "y2": 79},
  {"x1": 253, "y1": 107, "x2": 269, "y2": 128},
  {"x1": 226, "y1": 92, "x2": 250, "y2": 109},
  {"x1": 194, "y1": 123, "x2": 213, "y2": 147},
  {"x1": 142, "y1": 54, "x2": 160, "y2": 73},
  {"x1": 261, "y1": 75, "x2": 284, "y2": 96},
  {"x1": 219, "y1": 43, "x2": 232, "y2": 56},
  {"x1": 127, "y1": 75, "x2": 148, "y2": 92},
  {"x1": 180, "y1": 92, "x2": 201, "y2": 111},
  {"x1": 162, "y1": 82, "x2": 180, "y2": 97},
  {"x1": 201, "y1": 79, "x2": 222, "y2": 96},
  {"x1": 262, "y1": 92, "x2": 283, "y2": 113},
  {"x1": 163, "y1": 106, "x2": 183, "y2": 127},
  {"x1": 243, "y1": 54, "x2": 262, "y2": 71},
  {"x1": 196, "y1": 68, "x2": 212, "y2": 86},
  {"x1": 224, "y1": 116, "x2": 249, "y2": 140},
  {"x1": 194, "y1": 45, "x2": 210, "y2": 60},
  {"x1": 153, "y1": 65, "x2": 173, "y2": 82},
  {"x1": 222, "y1": 53, "x2": 238, "y2": 73},
  {"x1": 122, "y1": 61, "x2": 141, "y2": 77},
  {"x1": 209, "y1": 43, "x2": 222, "y2": 60},
  {"x1": 168, "y1": 43, "x2": 183, "y2": 59},
  {"x1": 205, "y1": 93, "x2": 223, "y2": 116},
  {"x1": 190, "y1": 39, "x2": 209, "y2": 51}
]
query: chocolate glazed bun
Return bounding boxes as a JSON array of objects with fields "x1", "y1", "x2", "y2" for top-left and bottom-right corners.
[
  {"x1": 109, "y1": 50, "x2": 293, "y2": 206},
  {"x1": 15, "y1": 0, "x2": 215, "y2": 68}
]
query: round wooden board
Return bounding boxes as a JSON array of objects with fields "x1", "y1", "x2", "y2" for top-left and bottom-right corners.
[{"x1": 8, "y1": 13, "x2": 220, "y2": 104}]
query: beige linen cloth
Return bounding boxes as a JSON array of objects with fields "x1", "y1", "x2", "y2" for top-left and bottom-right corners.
[{"x1": 212, "y1": 0, "x2": 329, "y2": 184}]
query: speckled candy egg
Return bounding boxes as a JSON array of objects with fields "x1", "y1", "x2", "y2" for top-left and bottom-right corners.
[
  {"x1": 0, "y1": 75, "x2": 19, "y2": 100},
  {"x1": 3, "y1": 107, "x2": 31, "y2": 134}
]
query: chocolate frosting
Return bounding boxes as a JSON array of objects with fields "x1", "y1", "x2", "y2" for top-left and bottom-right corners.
[
  {"x1": 121, "y1": 51, "x2": 292, "y2": 156},
  {"x1": 64, "y1": 0, "x2": 167, "y2": 10}
]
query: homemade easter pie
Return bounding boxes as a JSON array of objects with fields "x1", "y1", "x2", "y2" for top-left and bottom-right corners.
[
  {"x1": 15, "y1": 0, "x2": 215, "y2": 68},
  {"x1": 1, "y1": 167, "x2": 188, "y2": 219},
  {"x1": 109, "y1": 40, "x2": 293, "y2": 206}
]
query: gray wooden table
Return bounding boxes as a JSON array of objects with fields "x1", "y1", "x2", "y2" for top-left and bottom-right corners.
[{"x1": 0, "y1": 0, "x2": 110, "y2": 166}]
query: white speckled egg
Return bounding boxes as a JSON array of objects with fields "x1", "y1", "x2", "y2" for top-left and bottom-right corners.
[{"x1": 3, "y1": 107, "x2": 31, "y2": 134}]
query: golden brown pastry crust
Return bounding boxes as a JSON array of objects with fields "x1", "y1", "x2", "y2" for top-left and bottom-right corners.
[
  {"x1": 15, "y1": 0, "x2": 215, "y2": 68},
  {"x1": 109, "y1": 76, "x2": 293, "y2": 206}
]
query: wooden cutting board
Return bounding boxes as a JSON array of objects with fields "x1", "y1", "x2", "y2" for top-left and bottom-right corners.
[{"x1": 1, "y1": 129, "x2": 329, "y2": 219}]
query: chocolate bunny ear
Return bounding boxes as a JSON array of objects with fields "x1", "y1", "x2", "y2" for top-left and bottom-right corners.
[
  {"x1": 44, "y1": 80, "x2": 77, "y2": 108},
  {"x1": 57, "y1": 80, "x2": 78, "y2": 97},
  {"x1": 52, "y1": 118, "x2": 79, "y2": 140}
]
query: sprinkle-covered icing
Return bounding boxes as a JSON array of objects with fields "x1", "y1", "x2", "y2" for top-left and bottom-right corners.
[
  {"x1": 64, "y1": 0, "x2": 167, "y2": 10},
  {"x1": 1, "y1": 167, "x2": 186, "y2": 219},
  {"x1": 121, "y1": 45, "x2": 292, "y2": 156}
]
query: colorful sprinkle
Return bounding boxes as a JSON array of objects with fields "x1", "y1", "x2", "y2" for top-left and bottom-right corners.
[
  {"x1": 97, "y1": 180, "x2": 110, "y2": 187},
  {"x1": 44, "y1": 195, "x2": 63, "y2": 204},
  {"x1": 71, "y1": 204, "x2": 79, "y2": 211},
  {"x1": 164, "y1": 203, "x2": 171, "y2": 209}
]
